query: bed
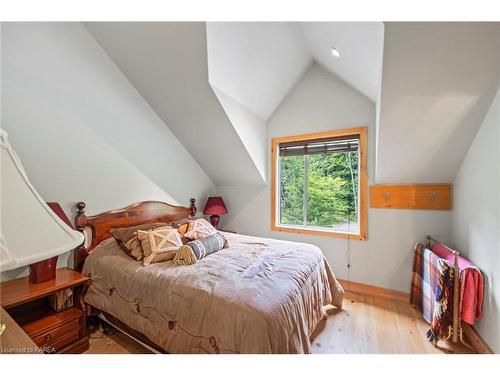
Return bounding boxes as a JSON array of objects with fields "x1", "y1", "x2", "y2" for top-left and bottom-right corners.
[{"x1": 74, "y1": 199, "x2": 344, "y2": 354}]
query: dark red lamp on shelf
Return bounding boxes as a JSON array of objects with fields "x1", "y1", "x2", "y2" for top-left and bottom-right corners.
[{"x1": 203, "y1": 196, "x2": 228, "y2": 229}]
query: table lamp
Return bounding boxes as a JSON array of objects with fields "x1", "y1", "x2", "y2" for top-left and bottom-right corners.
[
  {"x1": 0, "y1": 130, "x2": 84, "y2": 279},
  {"x1": 203, "y1": 196, "x2": 228, "y2": 229}
]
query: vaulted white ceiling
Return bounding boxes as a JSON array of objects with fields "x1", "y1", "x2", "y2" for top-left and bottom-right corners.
[
  {"x1": 86, "y1": 21, "x2": 384, "y2": 187},
  {"x1": 85, "y1": 21, "x2": 500, "y2": 188},
  {"x1": 204, "y1": 22, "x2": 384, "y2": 185},
  {"x1": 206, "y1": 22, "x2": 384, "y2": 121},
  {"x1": 207, "y1": 22, "x2": 312, "y2": 120},
  {"x1": 301, "y1": 22, "x2": 384, "y2": 102},
  {"x1": 86, "y1": 22, "x2": 266, "y2": 187}
]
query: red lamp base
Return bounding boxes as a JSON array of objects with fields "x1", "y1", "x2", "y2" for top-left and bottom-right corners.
[
  {"x1": 29, "y1": 256, "x2": 58, "y2": 283},
  {"x1": 209, "y1": 215, "x2": 220, "y2": 229}
]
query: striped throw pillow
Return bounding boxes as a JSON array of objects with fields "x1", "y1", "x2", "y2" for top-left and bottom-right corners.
[{"x1": 173, "y1": 232, "x2": 228, "y2": 265}]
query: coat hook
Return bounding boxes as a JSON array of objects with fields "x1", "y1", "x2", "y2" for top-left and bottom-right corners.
[
  {"x1": 429, "y1": 192, "x2": 437, "y2": 201},
  {"x1": 383, "y1": 192, "x2": 391, "y2": 201}
]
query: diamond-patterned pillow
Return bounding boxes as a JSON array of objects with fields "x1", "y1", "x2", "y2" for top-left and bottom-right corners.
[
  {"x1": 137, "y1": 227, "x2": 183, "y2": 265},
  {"x1": 183, "y1": 218, "x2": 217, "y2": 240}
]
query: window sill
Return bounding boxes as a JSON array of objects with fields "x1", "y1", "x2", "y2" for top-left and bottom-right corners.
[{"x1": 271, "y1": 224, "x2": 366, "y2": 241}]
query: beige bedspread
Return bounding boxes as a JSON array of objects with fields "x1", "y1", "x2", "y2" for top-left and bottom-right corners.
[{"x1": 82, "y1": 232, "x2": 344, "y2": 354}]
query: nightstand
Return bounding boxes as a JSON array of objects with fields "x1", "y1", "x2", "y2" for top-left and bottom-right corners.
[{"x1": 0, "y1": 268, "x2": 90, "y2": 353}]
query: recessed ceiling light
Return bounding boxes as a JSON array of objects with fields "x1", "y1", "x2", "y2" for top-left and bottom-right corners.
[{"x1": 330, "y1": 47, "x2": 341, "y2": 58}]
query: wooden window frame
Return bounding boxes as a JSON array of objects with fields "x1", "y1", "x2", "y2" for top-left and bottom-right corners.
[{"x1": 271, "y1": 126, "x2": 368, "y2": 241}]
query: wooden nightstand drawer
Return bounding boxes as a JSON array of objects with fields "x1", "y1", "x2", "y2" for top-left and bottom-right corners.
[
  {"x1": 31, "y1": 316, "x2": 80, "y2": 349},
  {"x1": 19, "y1": 306, "x2": 83, "y2": 353},
  {"x1": 41, "y1": 329, "x2": 80, "y2": 353},
  {"x1": 21, "y1": 307, "x2": 82, "y2": 335}
]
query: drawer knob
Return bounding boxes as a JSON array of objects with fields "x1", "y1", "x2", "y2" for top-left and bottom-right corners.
[{"x1": 45, "y1": 334, "x2": 53, "y2": 341}]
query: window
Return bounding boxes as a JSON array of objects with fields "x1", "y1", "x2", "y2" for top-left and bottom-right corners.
[{"x1": 271, "y1": 127, "x2": 367, "y2": 240}]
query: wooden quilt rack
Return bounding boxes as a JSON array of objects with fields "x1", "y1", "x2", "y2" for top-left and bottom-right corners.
[{"x1": 425, "y1": 235, "x2": 472, "y2": 349}]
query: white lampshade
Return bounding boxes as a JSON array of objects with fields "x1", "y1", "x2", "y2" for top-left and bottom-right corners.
[{"x1": 0, "y1": 130, "x2": 84, "y2": 272}]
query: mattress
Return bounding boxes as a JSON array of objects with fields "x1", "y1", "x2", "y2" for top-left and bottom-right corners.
[{"x1": 82, "y1": 232, "x2": 344, "y2": 353}]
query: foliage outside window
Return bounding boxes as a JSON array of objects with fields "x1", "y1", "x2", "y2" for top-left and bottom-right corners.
[{"x1": 271, "y1": 128, "x2": 367, "y2": 240}]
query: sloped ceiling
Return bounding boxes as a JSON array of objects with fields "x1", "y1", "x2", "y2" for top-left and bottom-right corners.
[
  {"x1": 206, "y1": 22, "x2": 383, "y2": 117},
  {"x1": 85, "y1": 22, "x2": 266, "y2": 186},
  {"x1": 85, "y1": 21, "x2": 499, "y2": 188},
  {"x1": 301, "y1": 22, "x2": 384, "y2": 102},
  {"x1": 206, "y1": 22, "x2": 315, "y2": 180},
  {"x1": 204, "y1": 22, "x2": 383, "y2": 185},
  {"x1": 206, "y1": 22, "x2": 312, "y2": 120},
  {"x1": 86, "y1": 21, "x2": 383, "y2": 187},
  {"x1": 376, "y1": 22, "x2": 500, "y2": 183}
]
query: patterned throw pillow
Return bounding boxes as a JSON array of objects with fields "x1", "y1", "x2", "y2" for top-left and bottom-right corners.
[
  {"x1": 173, "y1": 232, "x2": 228, "y2": 265},
  {"x1": 183, "y1": 218, "x2": 217, "y2": 240},
  {"x1": 137, "y1": 227, "x2": 183, "y2": 266},
  {"x1": 110, "y1": 222, "x2": 168, "y2": 261}
]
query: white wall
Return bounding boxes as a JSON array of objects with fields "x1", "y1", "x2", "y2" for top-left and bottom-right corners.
[
  {"x1": 219, "y1": 64, "x2": 452, "y2": 292},
  {"x1": 452, "y1": 86, "x2": 500, "y2": 353},
  {"x1": 1, "y1": 22, "x2": 215, "y2": 279}
]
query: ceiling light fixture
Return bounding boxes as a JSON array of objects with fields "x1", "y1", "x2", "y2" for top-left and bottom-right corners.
[{"x1": 330, "y1": 47, "x2": 341, "y2": 58}]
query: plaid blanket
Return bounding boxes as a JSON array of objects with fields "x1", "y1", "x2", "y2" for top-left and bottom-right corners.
[
  {"x1": 410, "y1": 242, "x2": 454, "y2": 342},
  {"x1": 410, "y1": 243, "x2": 438, "y2": 323},
  {"x1": 427, "y1": 259, "x2": 454, "y2": 343}
]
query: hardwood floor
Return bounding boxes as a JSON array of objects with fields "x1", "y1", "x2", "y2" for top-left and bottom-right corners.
[
  {"x1": 310, "y1": 292, "x2": 474, "y2": 354},
  {"x1": 84, "y1": 292, "x2": 475, "y2": 354}
]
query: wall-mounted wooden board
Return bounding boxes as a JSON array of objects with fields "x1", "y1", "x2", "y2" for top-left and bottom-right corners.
[{"x1": 369, "y1": 184, "x2": 452, "y2": 210}]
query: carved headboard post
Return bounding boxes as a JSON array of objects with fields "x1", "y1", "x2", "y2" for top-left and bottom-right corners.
[
  {"x1": 190, "y1": 198, "x2": 197, "y2": 218},
  {"x1": 74, "y1": 201, "x2": 89, "y2": 272},
  {"x1": 75, "y1": 202, "x2": 88, "y2": 231}
]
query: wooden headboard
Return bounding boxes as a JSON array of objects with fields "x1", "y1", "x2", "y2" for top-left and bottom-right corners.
[{"x1": 73, "y1": 199, "x2": 196, "y2": 271}]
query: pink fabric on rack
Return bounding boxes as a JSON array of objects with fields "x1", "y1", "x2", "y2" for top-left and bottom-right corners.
[{"x1": 431, "y1": 243, "x2": 484, "y2": 325}]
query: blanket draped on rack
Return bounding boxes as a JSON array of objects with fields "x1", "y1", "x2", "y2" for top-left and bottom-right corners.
[
  {"x1": 430, "y1": 243, "x2": 484, "y2": 324},
  {"x1": 410, "y1": 243, "x2": 454, "y2": 342},
  {"x1": 410, "y1": 242, "x2": 484, "y2": 343}
]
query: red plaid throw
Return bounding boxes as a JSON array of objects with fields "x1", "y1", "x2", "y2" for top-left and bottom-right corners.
[
  {"x1": 427, "y1": 259, "x2": 454, "y2": 343},
  {"x1": 410, "y1": 242, "x2": 455, "y2": 342},
  {"x1": 410, "y1": 243, "x2": 439, "y2": 323}
]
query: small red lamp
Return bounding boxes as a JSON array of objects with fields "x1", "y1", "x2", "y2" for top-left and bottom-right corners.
[{"x1": 203, "y1": 196, "x2": 228, "y2": 229}]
